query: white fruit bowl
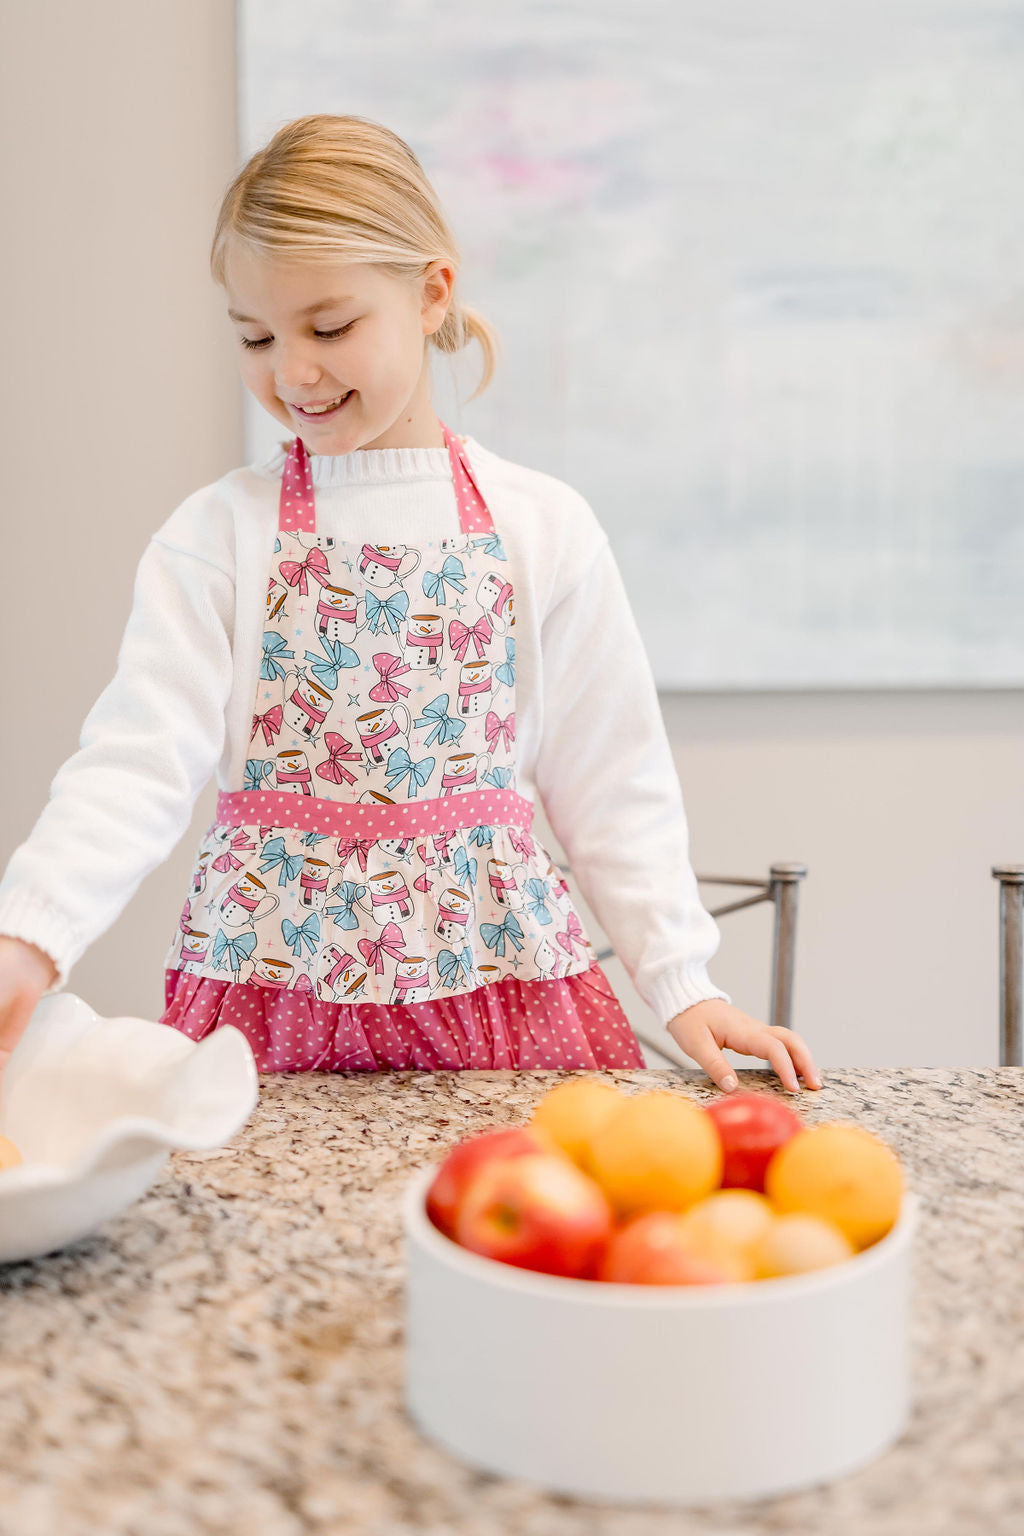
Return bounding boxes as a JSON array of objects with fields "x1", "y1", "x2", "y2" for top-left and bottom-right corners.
[
  {"x1": 0, "y1": 991, "x2": 259, "y2": 1264},
  {"x1": 403, "y1": 1164, "x2": 918, "y2": 1505}
]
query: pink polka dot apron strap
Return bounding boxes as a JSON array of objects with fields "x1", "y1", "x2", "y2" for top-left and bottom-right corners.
[
  {"x1": 279, "y1": 435, "x2": 317, "y2": 534},
  {"x1": 440, "y1": 421, "x2": 495, "y2": 535}
]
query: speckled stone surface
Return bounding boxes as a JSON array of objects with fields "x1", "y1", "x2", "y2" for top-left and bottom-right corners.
[{"x1": 0, "y1": 1067, "x2": 1021, "y2": 1536}]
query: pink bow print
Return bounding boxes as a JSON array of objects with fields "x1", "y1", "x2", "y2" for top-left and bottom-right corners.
[
  {"x1": 315, "y1": 731, "x2": 361, "y2": 786},
  {"x1": 484, "y1": 710, "x2": 515, "y2": 752},
  {"x1": 358, "y1": 921, "x2": 407, "y2": 975},
  {"x1": 179, "y1": 898, "x2": 192, "y2": 933},
  {"x1": 449, "y1": 615, "x2": 492, "y2": 662},
  {"x1": 279, "y1": 545, "x2": 329, "y2": 596},
  {"x1": 337, "y1": 834, "x2": 373, "y2": 872},
  {"x1": 293, "y1": 972, "x2": 314, "y2": 995},
  {"x1": 211, "y1": 829, "x2": 256, "y2": 873},
  {"x1": 368, "y1": 652, "x2": 411, "y2": 703},
  {"x1": 509, "y1": 828, "x2": 535, "y2": 861},
  {"x1": 250, "y1": 703, "x2": 283, "y2": 746},
  {"x1": 556, "y1": 912, "x2": 587, "y2": 958}
]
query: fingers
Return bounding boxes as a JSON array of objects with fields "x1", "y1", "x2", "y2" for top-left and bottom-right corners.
[
  {"x1": 0, "y1": 986, "x2": 39, "y2": 1080},
  {"x1": 763, "y1": 1028, "x2": 823, "y2": 1093},
  {"x1": 762, "y1": 1035, "x2": 801, "y2": 1093},
  {"x1": 685, "y1": 1025, "x2": 740, "y2": 1094},
  {"x1": 773, "y1": 1027, "x2": 823, "y2": 1089}
]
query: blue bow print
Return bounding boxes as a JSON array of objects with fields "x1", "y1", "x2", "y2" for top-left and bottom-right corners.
[
  {"x1": 468, "y1": 825, "x2": 495, "y2": 848},
  {"x1": 495, "y1": 637, "x2": 516, "y2": 687},
  {"x1": 421, "y1": 555, "x2": 467, "y2": 606},
  {"x1": 282, "y1": 913, "x2": 321, "y2": 958},
  {"x1": 472, "y1": 532, "x2": 507, "y2": 561},
  {"x1": 483, "y1": 766, "x2": 514, "y2": 790},
  {"x1": 273, "y1": 536, "x2": 282, "y2": 554},
  {"x1": 261, "y1": 631, "x2": 295, "y2": 681},
  {"x1": 212, "y1": 929, "x2": 257, "y2": 973},
  {"x1": 523, "y1": 877, "x2": 553, "y2": 926},
  {"x1": 244, "y1": 758, "x2": 274, "y2": 792},
  {"x1": 365, "y1": 589, "x2": 410, "y2": 636},
  {"x1": 452, "y1": 847, "x2": 477, "y2": 888},
  {"x1": 384, "y1": 748, "x2": 436, "y2": 798},
  {"x1": 414, "y1": 694, "x2": 465, "y2": 747},
  {"x1": 303, "y1": 634, "x2": 358, "y2": 689},
  {"x1": 301, "y1": 831, "x2": 329, "y2": 848},
  {"x1": 325, "y1": 880, "x2": 366, "y2": 930},
  {"x1": 259, "y1": 836, "x2": 304, "y2": 887},
  {"x1": 480, "y1": 912, "x2": 524, "y2": 958},
  {"x1": 437, "y1": 945, "x2": 475, "y2": 988}
]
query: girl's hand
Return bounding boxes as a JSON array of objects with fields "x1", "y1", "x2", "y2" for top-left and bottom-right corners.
[
  {"x1": 0, "y1": 936, "x2": 58, "y2": 1080},
  {"x1": 667, "y1": 999, "x2": 823, "y2": 1095}
]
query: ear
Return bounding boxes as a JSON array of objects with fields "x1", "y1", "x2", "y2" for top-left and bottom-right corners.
[{"x1": 421, "y1": 260, "x2": 455, "y2": 333}]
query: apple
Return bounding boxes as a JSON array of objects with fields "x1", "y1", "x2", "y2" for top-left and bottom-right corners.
[
  {"x1": 598, "y1": 1211, "x2": 752, "y2": 1285},
  {"x1": 425, "y1": 1126, "x2": 550, "y2": 1239},
  {"x1": 704, "y1": 1092, "x2": 803, "y2": 1192},
  {"x1": 453, "y1": 1152, "x2": 614, "y2": 1278}
]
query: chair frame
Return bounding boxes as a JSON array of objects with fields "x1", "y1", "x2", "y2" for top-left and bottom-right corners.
[
  {"x1": 991, "y1": 866, "x2": 1024, "y2": 1066},
  {"x1": 559, "y1": 861, "x2": 807, "y2": 1068}
]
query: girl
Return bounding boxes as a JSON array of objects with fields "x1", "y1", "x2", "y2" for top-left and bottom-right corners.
[{"x1": 0, "y1": 114, "x2": 821, "y2": 1093}]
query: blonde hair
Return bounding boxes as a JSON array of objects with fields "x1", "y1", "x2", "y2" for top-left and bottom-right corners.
[{"x1": 210, "y1": 113, "x2": 500, "y2": 400}]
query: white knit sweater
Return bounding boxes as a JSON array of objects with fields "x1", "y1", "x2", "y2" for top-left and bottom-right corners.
[{"x1": 0, "y1": 433, "x2": 728, "y2": 1028}]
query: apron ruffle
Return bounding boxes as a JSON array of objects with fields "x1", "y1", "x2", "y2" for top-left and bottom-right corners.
[{"x1": 161, "y1": 961, "x2": 645, "y2": 1071}]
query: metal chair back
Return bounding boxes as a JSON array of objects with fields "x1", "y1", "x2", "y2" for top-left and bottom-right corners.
[
  {"x1": 992, "y1": 866, "x2": 1024, "y2": 1066},
  {"x1": 558, "y1": 861, "x2": 807, "y2": 1067}
]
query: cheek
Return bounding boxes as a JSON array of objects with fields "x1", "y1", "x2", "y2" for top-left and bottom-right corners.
[{"x1": 241, "y1": 354, "x2": 276, "y2": 400}]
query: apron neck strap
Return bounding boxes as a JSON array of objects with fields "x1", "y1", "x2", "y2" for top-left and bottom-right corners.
[
  {"x1": 278, "y1": 435, "x2": 317, "y2": 534},
  {"x1": 277, "y1": 420, "x2": 495, "y2": 536},
  {"x1": 441, "y1": 422, "x2": 495, "y2": 535}
]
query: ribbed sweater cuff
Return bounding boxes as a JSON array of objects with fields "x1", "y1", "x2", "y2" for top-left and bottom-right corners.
[
  {"x1": 0, "y1": 890, "x2": 77, "y2": 994},
  {"x1": 646, "y1": 966, "x2": 731, "y2": 1028}
]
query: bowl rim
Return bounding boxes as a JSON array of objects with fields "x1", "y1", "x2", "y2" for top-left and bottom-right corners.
[
  {"x1": 403, "y1": 1162, "x2": 918, "y2": 1308},
  {"x1": 0, "y1": 992, "x2": 260, "y2": 1187}
]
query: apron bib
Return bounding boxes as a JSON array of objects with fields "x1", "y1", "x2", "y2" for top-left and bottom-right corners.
[{"x1": 165, "y1": 423, "x2": 600, "y2": 1008}]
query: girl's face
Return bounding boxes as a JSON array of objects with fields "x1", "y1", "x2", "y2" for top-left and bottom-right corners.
[{"x1": 224, "y1": 245, "x2": 453, "y2": 452}]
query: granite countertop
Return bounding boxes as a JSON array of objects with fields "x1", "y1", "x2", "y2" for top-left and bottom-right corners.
[{"x1": 0, "y1": 1067, "x2": 1021, "y2": 1536}]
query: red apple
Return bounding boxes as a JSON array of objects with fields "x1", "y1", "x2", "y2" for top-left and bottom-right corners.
[
  {"x1": 425, "y1": 1127, "x2": 549, "y2": 1238},
  {"x1": 704, "y1": 1092, "x2": 803, "y2": 1192},
  {"x1": 453, "y1": 1152, "x2": 614, "y2": 1278},
  {"x1": 598, "y1": 1211, "x2": 751, "y2": 1285}
]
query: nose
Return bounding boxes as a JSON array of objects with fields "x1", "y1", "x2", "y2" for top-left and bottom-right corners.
[{"x1": 274, "y1": 342, "x2": 324, "y2": 393}]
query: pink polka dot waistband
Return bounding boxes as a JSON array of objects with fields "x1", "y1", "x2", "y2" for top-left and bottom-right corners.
[{"x1": 214, "y1": 787, "x2": 536, "y2": 839}]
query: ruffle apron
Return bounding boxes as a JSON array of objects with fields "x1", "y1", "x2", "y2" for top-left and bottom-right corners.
[{"x1": 159, "y1": 422, "x2": 644, "y2": 1071}]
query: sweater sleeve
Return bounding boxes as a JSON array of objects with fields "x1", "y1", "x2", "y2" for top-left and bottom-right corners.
[
  {"x1": 532, "y1": 536, "x2": 730, "y2": 1029},
  {"x1": 0, "y1": 535, "x2": 235, "y2": 993}
]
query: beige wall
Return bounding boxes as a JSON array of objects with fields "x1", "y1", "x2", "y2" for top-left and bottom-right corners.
[
  {"x1": 2, "y1": 2, "x2": 1021, "y2": 1068},
  {"x1": 585, "y1": 690, "x2": 1024, "y2": 1070},
  {"x1": 0, "y1": 0, "x2": 241, "y2": 1020}
]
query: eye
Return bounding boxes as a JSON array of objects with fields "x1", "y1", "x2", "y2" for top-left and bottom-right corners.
[{"x1": 239, "y1": 320, "x2": 358, "y2": 351}]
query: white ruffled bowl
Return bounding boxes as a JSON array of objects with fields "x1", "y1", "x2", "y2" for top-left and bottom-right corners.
[{"x1": 0, "y1": 991, "x2": 259, "y2": 1263}]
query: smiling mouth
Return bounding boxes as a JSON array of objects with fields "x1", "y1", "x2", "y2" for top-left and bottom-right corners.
[{"x1": 290, "y1": 390, "x2": 354, "y2": 418}]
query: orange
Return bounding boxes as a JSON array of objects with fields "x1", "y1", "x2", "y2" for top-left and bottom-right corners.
[
  {"x1": 529, "y1": 1078, "x2": 624, "y2": 1167},
  {"x1": 765, "y1": 1123, "x2": 903, "y2": 1250},
  {"x1": 586, "y1": 1091, "x2": 723, "y2": 1217},
  {"x1": 0, "y1": 1134, "x2": 22, "y2": 1170},
  {"x1": 677, "y1": 1188, "x2": 774, "y2": 1263},
  {"x1": 752, "y1": 1213, "x2": 854, "y2": 1278}
]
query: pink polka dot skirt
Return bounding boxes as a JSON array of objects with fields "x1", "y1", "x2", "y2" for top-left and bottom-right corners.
[{"x1": 161, "y1": 961, "x2": 645, "y2": 1072}]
